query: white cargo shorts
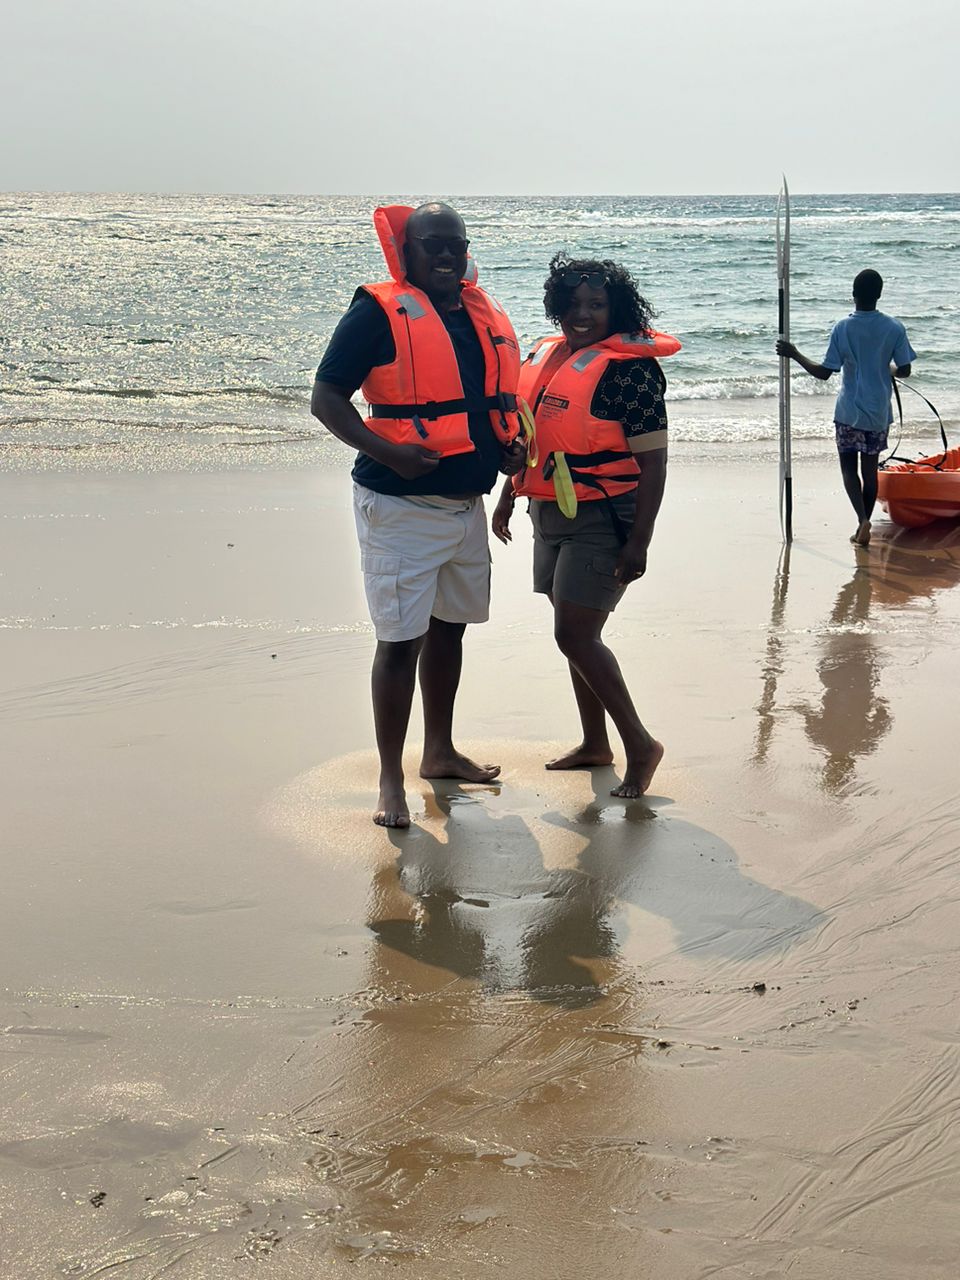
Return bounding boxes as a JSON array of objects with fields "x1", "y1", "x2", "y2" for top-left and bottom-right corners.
[{"x1": 352, "y1": 483, "x2": 491, "y2": 643}]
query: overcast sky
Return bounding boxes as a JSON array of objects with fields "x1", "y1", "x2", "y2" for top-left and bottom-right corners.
[{"x1": 2, "y1": 0, "x2": 956, "y2": 195}]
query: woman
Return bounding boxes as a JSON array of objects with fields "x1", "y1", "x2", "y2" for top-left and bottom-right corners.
[{"x1": 492, "y1": 253, "x2": 680, "y2": 797}]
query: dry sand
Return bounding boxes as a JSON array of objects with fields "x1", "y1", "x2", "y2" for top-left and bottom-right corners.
[{"x1": 2, "y1": 456, "x2": 960, "y2": 1278}]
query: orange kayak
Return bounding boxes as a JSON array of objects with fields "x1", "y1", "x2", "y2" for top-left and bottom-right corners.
[{"x1": 878, "y1": 446, "x2": 960, "y2": 528}]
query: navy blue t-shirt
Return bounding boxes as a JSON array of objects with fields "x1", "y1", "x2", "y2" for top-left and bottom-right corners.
[{"x1": 315, "y1": 289, "x2": 505, "y2": 496}]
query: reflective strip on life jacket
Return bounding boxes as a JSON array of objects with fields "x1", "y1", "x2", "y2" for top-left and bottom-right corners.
[
  {"x1": 394, "y1": 291, "x2": 427, "y2": 320},
  {"x1": 527, "y1": 337, "x2": 562, "y2": 367},
  {"x1": 570, "y1": 348, "x2": 604, "y2": 373}
]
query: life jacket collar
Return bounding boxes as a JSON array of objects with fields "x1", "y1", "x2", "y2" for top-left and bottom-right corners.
[
  {"x1": 564, "y1": 331, "x2": 682, "y2": 362},
  {"x1": 372, "y1": 205, "x2": 479, "y2": 288}
]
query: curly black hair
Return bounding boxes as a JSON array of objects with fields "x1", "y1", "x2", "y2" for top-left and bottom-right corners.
[{"x1": 543, "y1": 252, "x2": 657, "y2": 335}]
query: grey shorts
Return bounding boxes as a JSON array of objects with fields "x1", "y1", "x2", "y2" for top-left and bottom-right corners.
[
  {"x1": 529, "y1": 492, "x2": 635, "y2": 613},
  {"x1": 353, "y1": 484, "x2": 490, "y2": 642}
]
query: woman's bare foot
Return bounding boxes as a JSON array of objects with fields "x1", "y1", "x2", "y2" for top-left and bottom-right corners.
[
  {"x1": 611, "y1": 739, "x2": 664, "y2": 798},
  {"x1": 851, "y1": 519, "x2": 871, "y2": 546},
  {"x1": 419, "y1": 751, "x2": 500, "y2": 783},
  {"x1": 545, "y1": 743, "x2": 614, "y2": 770},
  {"x1": 373, "y1": 784, "x2": 410, "y2": 829}
]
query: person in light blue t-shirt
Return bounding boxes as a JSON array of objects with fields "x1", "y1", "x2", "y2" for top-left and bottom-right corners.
[{"x1": 777, "y1": 269, "x2": 916, "y2": 546}]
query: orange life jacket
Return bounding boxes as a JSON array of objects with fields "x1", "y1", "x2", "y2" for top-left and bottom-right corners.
[
  {"x1": 359, "y1": 205, "x2": 522, "y2": 457},
  {"x1": 513, "y1": 331, "x2": 681, "y2": 505}
]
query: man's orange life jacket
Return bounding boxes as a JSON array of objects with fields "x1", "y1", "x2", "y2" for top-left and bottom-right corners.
[
  {"x1": 359, "y1": 205, "x2": 522, "y2": 457},
  {"x1": 513, "y1": 331, "x2": 681, "y2": 506}
]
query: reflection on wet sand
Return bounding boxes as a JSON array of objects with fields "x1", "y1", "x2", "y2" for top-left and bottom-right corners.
[
  {"x1": 369, "y1": 776, "x2": 822, "y2": 1005},
  {"x1": 370, "y1": 787, "x2": 616, "y2": 1007},
  {"x1": 800, "y1": 556, "x2": 892, "y2": 793},
  {"x1": 868, "y1": 520, "x2": 960, "y2": 606},
  {"x1": 753, "y1": 543, "x2": 791, "y2": 766},
  {"x1": 293, "y1": 765, "x2": 822, "y2": 1267},
  {"x1": 755, "y1": 525, "x2": 960, "y2": 793},
  {"x1": 805, "y1": 526, "x2": 960, "y2": 791}
]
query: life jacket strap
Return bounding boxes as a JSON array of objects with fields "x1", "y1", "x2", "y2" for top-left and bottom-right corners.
[
  {"x1": 881, "y1": 378, "x2": 948, "y2": 471},
  {"x1": 542, "y1": 449, "x2": 634, "y2": 479},
  {"x1": 559, "y1": 449, "x2": 635, "y2": 469},
  {"x1": 541, "y1": 449, "x2": 638, "y2": 545},
  {"x1": 370, "y1": 393, "x2": 518, "y2": 420},
  {"x1": 566, "y1": 471, "x2": 636, "y2": 545}
]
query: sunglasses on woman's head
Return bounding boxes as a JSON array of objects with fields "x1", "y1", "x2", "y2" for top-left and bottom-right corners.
[
  {"x1": 410, "y1": 235, "x2": 470, "y2": 256},
  {"x1": 560, "y1": 270, "x2": 608, "y2": 289}
]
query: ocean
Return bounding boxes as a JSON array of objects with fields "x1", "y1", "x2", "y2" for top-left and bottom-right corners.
[{"x1": 2, "y1": 192, "x2": 958, "y2": 471}]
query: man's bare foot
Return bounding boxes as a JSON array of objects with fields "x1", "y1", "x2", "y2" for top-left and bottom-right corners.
[
  {"x1": 851, "y1": 519, "x2": 871, "y2": 546},
  {"x1": 419, "y1": 751, "x2": 500, "y2": 783},
  {"x1": 373, "y1": 784, "x2": 410, "y2": 829},
  {"x1": 611, "y1": 739, "x2": 664, "y2": 798},
  {"x1": 545, "y1": 744, "x2": 614, "y2": 770}
]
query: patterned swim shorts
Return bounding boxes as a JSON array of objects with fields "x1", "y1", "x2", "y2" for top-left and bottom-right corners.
[{"x1": 835, "y1": 422, "x2": 888, "y2": 455}]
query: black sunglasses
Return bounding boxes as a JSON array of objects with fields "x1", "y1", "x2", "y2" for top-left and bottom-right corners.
[
  {"x1": 560, "y1": 269, "x2": 608, "y2": 289},
  {"x1": 410, "y1": 235, "x2": 470, "y2": 256}
]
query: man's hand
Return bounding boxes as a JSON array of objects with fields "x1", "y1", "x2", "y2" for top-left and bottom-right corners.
[
  {"x1": 615, "y1": 541, "x2": 648, "y2": 584},
  {"x1": 775, "y1": 341, "x2": 832, "y2": 380},
  {"x1": 499, "y1": 438, "x2": 527, "y2": 476},
  {"x1": 312, "y1": 382, "x2": 445, "y2": 475},
  {"x1": 384, "y1": 442, "x2": 442, "y2": 480}
]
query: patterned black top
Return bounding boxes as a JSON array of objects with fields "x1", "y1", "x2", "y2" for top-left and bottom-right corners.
[{"x1": 591, "y1": 357, "x2": 668, "y2": 445}]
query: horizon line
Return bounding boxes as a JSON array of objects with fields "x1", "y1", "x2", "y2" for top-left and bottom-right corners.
[{"x1": 3, "y1": 189, "x2": 959, "y2": 200}]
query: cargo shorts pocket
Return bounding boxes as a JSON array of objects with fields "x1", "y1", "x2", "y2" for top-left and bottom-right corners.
[
  {"x1": 587, "y1": 552, "x2": 621, "y2": 582},
  {"x1": 585, "y1": 552, "x2": 625, "y2": 608},
  {"x1": 361, "y1": 552, "x2": 402, "y2": 629}
]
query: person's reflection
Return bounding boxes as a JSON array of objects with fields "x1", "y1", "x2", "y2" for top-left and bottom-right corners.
[
  {"x1": 369, "y1": 787, "x2": 617, "y2": 1007},
  {"x1": 368, "y1": 776, "x2": 822, "y2": 1000},
  {"x1": 800, "y1": 555, "x2": 891, "y2": 793},
  {"x1": 800, "y1": 525, "x2": 960, "y2": 793}
]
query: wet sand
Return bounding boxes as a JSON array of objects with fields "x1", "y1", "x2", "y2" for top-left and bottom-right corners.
[{"x1": 2, "y1": 457, "x2": 960, "y2": 1277}]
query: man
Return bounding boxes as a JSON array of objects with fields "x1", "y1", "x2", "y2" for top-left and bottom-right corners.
[
  {"x1": 777, "y1": 268, "x2": 915, "y2": 547},
  {"x1": 311, "y1": 202, "x2": 526, "y2": 828}
]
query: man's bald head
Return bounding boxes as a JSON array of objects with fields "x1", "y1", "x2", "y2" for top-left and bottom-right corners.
[{"x1": 406, "y1": 202, "x2": 465, "y2": 238}]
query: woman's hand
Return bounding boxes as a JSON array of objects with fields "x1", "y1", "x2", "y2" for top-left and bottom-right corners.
[
  {"x1": 776, "y1": 339, "x2": 797, "y2": 360},
  {"x1": 615, "y1": 540, "x2": 648, "y2": 583},
  {"x1": 492, "y1": 490, "x2": 515, "y2": 544}
]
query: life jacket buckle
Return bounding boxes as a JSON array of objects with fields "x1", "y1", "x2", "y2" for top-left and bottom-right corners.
[{"x1": 411, "y1": 414, "x2": 428, "y2": 440}]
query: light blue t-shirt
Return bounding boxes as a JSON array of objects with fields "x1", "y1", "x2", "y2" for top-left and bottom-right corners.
[{"x1": 822, "y1": 309, "x2": 916, "y2": 431}]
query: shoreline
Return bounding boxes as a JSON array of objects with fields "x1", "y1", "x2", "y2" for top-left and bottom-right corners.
[{"x1": 1, "y1": 417, "x2": 956, "y2": 477}]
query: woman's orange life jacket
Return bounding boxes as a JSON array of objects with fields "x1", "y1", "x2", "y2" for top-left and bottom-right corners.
[
  {"x1": 512, "y1": 331, "x2": 681, "y2": 504},
  {"x1": 359, "y1": 205, "x2": 522, "y2": 457}
]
